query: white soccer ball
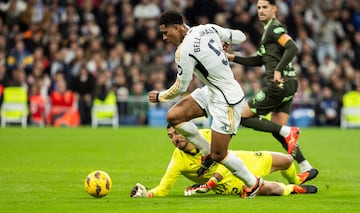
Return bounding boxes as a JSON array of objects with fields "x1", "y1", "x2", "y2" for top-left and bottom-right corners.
[{"x1": 84, "y1": 170, "x2": 112, "y2": 198}]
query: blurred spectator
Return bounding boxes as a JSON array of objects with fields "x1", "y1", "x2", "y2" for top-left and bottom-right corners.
[
  {"x1": 32, "y1": 46, "x2": 49, "y2": 73},
  {"x1": 20, "y1": 0, "x2": 47, "y2": 26},
  {"x1": 183, "y1": 0, "x2": 197, "y2": 25},
  {"x1": 71, "y1": 64, "x2": 96, "y2": 125},
  {"x1": 84, "y1": 37, "x2": 106, "y2": 62},
  {"x1": 8, "y1": 67, "x2": 27, "y2": 89},
  {"x1": 0, "y1": 64, "x2": 8, "y2": 105},
  {"x1": 80, "y1": 13, "x2": 101, "y2": 40},
  {"x1": 69, "y1": 45, "x2": 85, "y2": 77},
  {"x1": 295, "y1": 29, "x2": 317, "y2": 59},
  {"x1": 292, "y1": 77, "x2": 313, "y2": 109},
  {"x1": 318, "y1": 54, "x2": 336, "y2": 84},
  {"x1": 46, "y1": 77, "x2": 80, "y2": 127},
  {"x1": 312, "y1": 5, "x2": 345, "y2": 64},
  {"x1": 29, "y1": 81, "x2": 46, "y2": 126},
  {"x1": 163, "y1": 0, "x2": 186, "y2": 11},
  {"x1": 315, "y1": 86, "x2": 340, "y2": 126},
  {"x1": 86, "y1": 51, "x2": 107, "y2": 77},
  {"x1": 120, "y1": 21, "x2": 141, "y2": 51},
  {"x1": 116, "y1": 86, "x2": 131, "y2": 124},
  {"x1": 0, "y1": 0, "x2": 27, "y2": 28},
  {"x1": 107, "y1": 47, "x2": 121, "y2": 72},
  {"x1": 330, "y1": 75, "x2": 347, "y2": 104},
  {"x1": 353, "y1": 31, "x2": 360, "y2": 70},
  {"x1": 162, "y1": 42, "x2": 175, "y2": 65},
  {"x1": 26, "y1": 60, "x2": 51, "y2": 99},
  {"x1": 229, "y1": 2, "x2": 260, "y2": 45},
  {"x1": 133, "y1": 0, "x2": 161, "y2": 28},
  {"x1": 129, "y1": 81, "x2": 148, "y2": 125},
  {"x1": 337, "y1": 39, "x2": 355, "y2": 63},
  {"x1": 242, "y1": 68, "x2": 262, "y2": 99},
  {"x1": 6, "y1": 39, "x2": 32, "y2": 72},
  {"x1": 104, "y1": 23, "x2": 120, "y2": 51},
  {"x1": 50, "y1": 47, "x2": 71, "y2": 84},
  {"x1": 94, "y1": 71, "x2": 112, "y2": 102},
  {"x1": 0, "y1": 33, "x2": 7, "y2": 52},
  {"x1": 114, "y1": 42, "x2": 133, "y2": 67},
  {"x1": 126, "y1": 65, "x2": 143, "y2": 87}
]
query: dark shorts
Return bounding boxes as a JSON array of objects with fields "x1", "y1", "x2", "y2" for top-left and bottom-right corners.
[{"x1": 247, "y1": 79, "x2": 298, "y2": 115}]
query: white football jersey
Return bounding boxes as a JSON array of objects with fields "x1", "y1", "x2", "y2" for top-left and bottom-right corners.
[{"x1": 159, "y1": 24, "x2": 246, "y2": 105}]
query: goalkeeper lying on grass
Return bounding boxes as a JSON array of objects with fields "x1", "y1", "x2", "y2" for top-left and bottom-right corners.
[{"x1": 130, "y1": 126, "x2": 318, "y2": 198}]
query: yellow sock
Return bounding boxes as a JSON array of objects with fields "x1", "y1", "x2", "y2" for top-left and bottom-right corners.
[
  {"x1": 281, "y1": 162, "x2": 301, "y2": 184},
  {"x1": 281, "y1": 184, "x2": 294, "y2": 196}
]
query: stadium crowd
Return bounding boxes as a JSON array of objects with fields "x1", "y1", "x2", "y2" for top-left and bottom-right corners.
[{"x1": 0, "y1": 0, "x2": 359, "y2": 127}]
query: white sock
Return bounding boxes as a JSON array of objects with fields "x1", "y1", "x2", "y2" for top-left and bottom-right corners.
[
  {"x1": 279, "y1": 126, "x2": 291, "y2": 137},
  {"x1": 174, "y1": 122, "x2": 210, "y2": 156},
  {"x1": 299, "y1": 160, "x2": 312, "y2": 173},
  {"x1": 221, "y1": 151, "x2": 256, "y2": 187}
]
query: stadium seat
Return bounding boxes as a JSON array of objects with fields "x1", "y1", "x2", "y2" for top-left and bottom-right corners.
[
  {"x1": 341, "y1": 90, "x2": 360, "y2": 128},
  {"x1": 1, "y1": 86, "x2": 28, "y2": 128},
  {"x1": 91, "y1": 92, "x2": 118, "y2": 128},
  {"x1": 147, "y1": 107, "x2": 167, "y2": 127},
  {"x1": 289, "y1": 108, "x2": 315, "y2": 127}
]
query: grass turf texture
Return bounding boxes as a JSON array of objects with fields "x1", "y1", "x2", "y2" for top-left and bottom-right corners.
[{"x1": 1, "y1": 127, "x2": 359, "y2": 212}]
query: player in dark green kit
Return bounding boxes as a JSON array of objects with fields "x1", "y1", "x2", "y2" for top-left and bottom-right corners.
[{"x1": 225, "y1": 0, "x2": 318, "y2": 178}]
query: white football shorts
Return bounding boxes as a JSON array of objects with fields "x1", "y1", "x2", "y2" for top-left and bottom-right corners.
[{"x1": 191, "y1": 86, "x2": 245, "y2": 135}]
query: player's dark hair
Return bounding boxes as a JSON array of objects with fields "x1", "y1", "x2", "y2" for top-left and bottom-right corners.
[
  {"x1": 258, "y1": 0, "x2": 276, "y2": 5},
  {"x1": 263, "y1": 0, "x2": 276, "y2": 5},
  {"x1": 158, "y1": 10, "x2": 184, "y2": 27}
]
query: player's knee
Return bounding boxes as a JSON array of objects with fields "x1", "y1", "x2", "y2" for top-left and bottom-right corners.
[
  {"x1": 166, "y1": 110, "x2": 185, "y2": 126},
  {"x1": 283, "y1": 154, "x2": 294, "y2": 168},
  {"x1": 210, "y1": 151, "x2": 226, "y2": 162}
]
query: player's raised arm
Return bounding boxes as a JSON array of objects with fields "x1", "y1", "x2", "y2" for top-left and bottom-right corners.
[{"x1": 210, "y1": 24, "x2": 246, "y2": 45}]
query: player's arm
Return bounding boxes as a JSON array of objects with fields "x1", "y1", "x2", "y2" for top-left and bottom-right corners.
[
  {"x1": 184, "y1": 173, "x2": 223, "y2": 196},
  {"x1": 230, "y1": 54, "x2": 264, "y2": 66},
  {"x1": 130, "y1": 153, "x2": 183, "y2": 198},
  {"x1": 271, "y1": 27, "x2": 298, "y2": 88},
  {"x1": 210, "y1": 24, "x2": 246, "y2": 44},
  {"x1": 185, "y1": 156, "x2": 229, "y2": 196},
  {"x1": 148, "y1": 46, "x2": 194, "y2": 103},
  {"x1": 223, "y1": 41, "x2": 263, "y2": 67},
  {"x1": 211, "y1": 24, "x2": 263, "y2": 67},
  {"x1": 275, "y1": 33, "x2": 298, "y2": 72},
  {"x1": 147, "y1": 160, "x2": 183, "y2": 197}
]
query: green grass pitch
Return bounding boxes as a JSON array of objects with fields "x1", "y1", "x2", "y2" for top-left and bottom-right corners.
[{"x1": 1, "y1": 127, "x2": 360, "y2": 212}]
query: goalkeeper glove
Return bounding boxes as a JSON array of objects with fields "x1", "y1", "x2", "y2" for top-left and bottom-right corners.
[
  {"x1": 184, "y1": 177, "x2": 218, "y2": 196},
  {"x1": 130, "y1": 183, "x2": 153, "y2": 198},
  {"x1": 197, "y1": 155, "x2": 216, "y2": 177}
]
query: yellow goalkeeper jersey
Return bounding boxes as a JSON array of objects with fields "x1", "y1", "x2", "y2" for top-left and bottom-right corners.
[{"x1": 148, "y1": 129, "x2": 273, "y2": 196}]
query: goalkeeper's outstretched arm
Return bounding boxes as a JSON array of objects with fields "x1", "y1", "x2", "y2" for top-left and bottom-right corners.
[
  {"x1": 130, "y1": 183, "x2": 153, "y2": 198},
  {"x1": 184, "y1": 173, "x2": 223, "y2": 196}
]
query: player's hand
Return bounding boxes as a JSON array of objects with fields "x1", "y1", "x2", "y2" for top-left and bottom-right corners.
[
  {"x1": 184, "y1": 183, "x2": 211, "y2": 196},
  {"x1": 197, "y1": 155, "x2": 215, "y2": 177},
  {"x1": 130, "y1": 183, "x2": 148, "y2": 198},
  {"x1": 273, "y1": 70, "x2": 284, "y2": 89},
  {"x1": 222, "y1": 42, "x2": 230, "y2": 52},
  {"x1": 147, "y1": 91, "x2": 159, "y2": 103}
]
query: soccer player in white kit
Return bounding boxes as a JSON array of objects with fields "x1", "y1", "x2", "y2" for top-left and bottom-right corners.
[{"x1": 147, "y1": 10, "x2": 263, "y2": 198}]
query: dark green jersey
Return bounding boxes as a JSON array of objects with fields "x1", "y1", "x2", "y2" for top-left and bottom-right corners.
[
  {"x1": 257, "y1": 19, "x2": 297, "y2": 83},
  {"x1": 232, "y1": 19, "x2": 299, "y2": 115}
]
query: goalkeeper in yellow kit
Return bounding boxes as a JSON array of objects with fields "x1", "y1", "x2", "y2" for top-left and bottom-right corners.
[{"x1": 130, "y1": 126, "x2": 317, "y2": 197}]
